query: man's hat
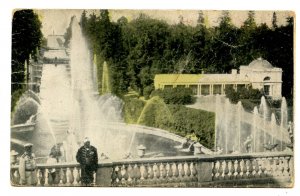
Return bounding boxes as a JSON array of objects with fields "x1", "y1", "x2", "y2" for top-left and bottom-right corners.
[
  {"x1": 83, "y1": 137, "x2": 90, "y2": 143},
  {"x1": 24, "y1": 143, "x2": 33, "y2": 148}
]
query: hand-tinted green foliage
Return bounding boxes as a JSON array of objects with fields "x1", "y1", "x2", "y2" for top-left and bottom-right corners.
[
  {"x1": 78, "y1": 10, "x2": 293, "y2": 100},
  {"x1": 137, "y1": 96, "x2": 173, "y2": 129},
  {"x1": 151, "y1": 87, "x2": 195, "y2": 105},
  {"x1": 123, "y1": 96, "x2": 145, "y2": 124},
  {"x1": 122, "y1": 96, "x2": 215, "y2": 149},
  {"x1": 168, "y1": 105, "x2": 215, "y2": 149},
  {"x1": 12, "y1": 9, "x2": 43, "y2": 111},
  {"x1": 225, "y1": 85, "x2": 263, "y2": 104}
]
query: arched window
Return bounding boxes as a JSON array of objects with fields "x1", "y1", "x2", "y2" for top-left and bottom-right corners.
[{"x1": 263, "y1": 76, "x2": 271, "y2": 81}]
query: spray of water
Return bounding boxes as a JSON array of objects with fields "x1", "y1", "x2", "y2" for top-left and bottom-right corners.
[{"x1": 215, "y1": 96, "x2": 290, "y2": 154}]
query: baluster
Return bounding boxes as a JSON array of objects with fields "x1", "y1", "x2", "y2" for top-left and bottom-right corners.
[
  {"x1": 184, "y1": 162, "x2": 191, "y2": 181},
  {"x1": 226, "y1": 160, "x2": 233, "y2": 180},
  {"x1": 165, "y1": 163, "x2": 172, "y2": 180},
  {"x1": 252, "y1": 159, "x2": 259, "y2": 178},
  {"x1": 114, "y1": 166, "x2": 121, "y2": 184},
  {"x1": 73, "y1": 167, "x2": 80, "y2": 185},
  {"x1": 116, "y1": 166, "x2": 122, "y2": 183},
  {"x1": 211, "y1": 162, "x2": 216, "y2": 179},
  {"x1": 240, "y1": 159, "x2": 247, "y2": 178},
  {"x1": 44, "y1": 169, "x2": 49, "y2": 186},
  {"x1": 273, "y1": 157, "x2": 279, "y2": 177},
  {"x1": 36, "y1": 169, "x2": 41, "y2": 186},
  {"x1": 61, "y1": 168, "x2": 67, "y2": 185},
  {"x1": 68, "y1": 168, "x2": 74, "y2": 185},
  {"x1": 213, "y1": 161, "x2": 220, "y2": 180},
  {"x1": 153, "y1": 163, "x2": 159, "y2": 181},
  {"x1": 233, "y1": 160, "x2": 239, "y2": 179},
  {"x1": 245, "y1": 160, "x2": 251, "y2": 178},
  {"x1": 257, "y1": 158, "x2": 263, "y2": 177},
  {"x1": 220, "y1": 160, "x2": 226, "y2": 180},
  {"x1": 178, "y1": 162, "x2": 184, "y2": 181},
  {"x1": 278, "y1": 157, "x2": 285, "y2": 177},
  {"x1": 190, "y1": 162, "x2": 197, "y2": 181},
  {"x1": 121, "y1": 165, "x2": 128, "y2": 184},
  {"x1": 160, "y1": 163, "x2": 167, "y2": 179},
  {"x1": 261, "y1": 158, "x2": 267, "y2": 177},
  {"x1": 127, "y1": 164, "x2": 133, "y2": 183},
  {"x1": 281, "y1": 157, "x2": 289, "y2": 177},
  {"x1": 247, "y1": 160, "x2": 253, "y2": 178},
  {"x1": 265, "y1": 158, "x2": 273, "y2": 177},
  {"x1": 224, "y1": 160, "x2": 230, "y2": 180},
  {"x1": 148, "y1": 164, "x2": 154, "y2": 180},
  {"x1": 133, "y1": 164, "x2": 141, "y2": 182},
  {"x1": 172, "y1": 162, "x2": 179, "y2": 181},
  {"x1": 140, "y1": 164, "x2": 147, "y2": 181},
  {"x1": 66, "y1": 168, "x2": 72, "y2": 185},
  {"x1": 111, "y1": 166, "x2": 118, "y2": 185},
  {"x1": 285, "y1": 156, "x2": 292, "y2": 177}
]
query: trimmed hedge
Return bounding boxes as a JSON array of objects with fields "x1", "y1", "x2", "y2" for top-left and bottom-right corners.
[
  {"x1": 151, "y1": 87, "x2": 195, "y2": 105},
  {"x1": 122, "y1": 96, "x2": 215, "y2": 149}
]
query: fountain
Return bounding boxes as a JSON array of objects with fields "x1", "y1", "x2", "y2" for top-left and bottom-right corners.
[
  {"x1": 215, "y1": 95, "x2": 291, "y2": 154},
  {"x1": 11, "y1": 16, "x2": 194, "y2": 161}
]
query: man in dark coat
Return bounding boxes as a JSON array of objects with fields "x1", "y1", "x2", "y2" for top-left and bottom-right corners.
[{"x1": 76, "y1": 137, "x2": 98, "y2": 186}]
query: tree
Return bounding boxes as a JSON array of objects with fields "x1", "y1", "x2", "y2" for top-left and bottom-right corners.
[
  {"x1": 272, "y1": 12, "x2": 278, "y2": 29},
  {"x1": 12, "y1": 9, "x2": 43, "y2": 110}
]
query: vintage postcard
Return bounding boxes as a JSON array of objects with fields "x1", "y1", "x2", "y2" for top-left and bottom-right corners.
[{"x1": 10, "y1": 9, "x2": 294, "y2": 188}]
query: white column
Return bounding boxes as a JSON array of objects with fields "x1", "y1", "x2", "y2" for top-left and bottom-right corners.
[{"x1": 221, "y1": 84, "x2": 225, "y2": 95}]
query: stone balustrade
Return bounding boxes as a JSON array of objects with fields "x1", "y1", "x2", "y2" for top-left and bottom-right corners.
[{"x1": 10, "y1": 152, "x2": 293, "y2": 187}]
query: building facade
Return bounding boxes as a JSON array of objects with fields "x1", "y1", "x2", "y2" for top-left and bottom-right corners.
[{"x1": 154, "y1": 58, "x2": 282, "y2": 99}]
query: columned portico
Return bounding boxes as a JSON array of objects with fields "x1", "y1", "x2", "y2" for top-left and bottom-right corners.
[{"x1": 154, "y1": 58, "x2": 283, "y2": 99}]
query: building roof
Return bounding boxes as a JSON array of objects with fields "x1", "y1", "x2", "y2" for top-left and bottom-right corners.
[
  {"x1": 154, "y1": 74, "x2": 203, "y2": 85},
  {"x1": 154, "y1": 73, "x2": 250, "y2": 86},
  {"x1": 248, "y1": 57, "x2": 273, "y2": 70},
  {"x1": 198, "y1": 74, "x2": 249, "y2": 83}
]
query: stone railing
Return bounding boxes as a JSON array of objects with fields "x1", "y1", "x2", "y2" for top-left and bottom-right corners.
[{"x1": 10, "y1": 152, "x2": 293, "y2": 187}]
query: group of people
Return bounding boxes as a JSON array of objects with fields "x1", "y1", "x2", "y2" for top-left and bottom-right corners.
[{"x1": 14, "y1": 137, "x2": 99, "y2": 186}]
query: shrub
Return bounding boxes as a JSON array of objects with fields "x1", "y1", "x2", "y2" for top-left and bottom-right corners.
[
  {"x1": 151, "y1": 87, "x2": 195, "y2": 105},
  {"x1": 122, "y1": 96, "x2": 145, "y2": 123}
]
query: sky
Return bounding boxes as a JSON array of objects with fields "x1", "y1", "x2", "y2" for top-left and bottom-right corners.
[{"x1": 36, "y1": 9, "x2": 294, "y2": 37}]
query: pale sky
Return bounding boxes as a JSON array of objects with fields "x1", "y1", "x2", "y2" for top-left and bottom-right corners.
[{"x1": 36, "y1": 9, "x2": 293, "y2": 37}]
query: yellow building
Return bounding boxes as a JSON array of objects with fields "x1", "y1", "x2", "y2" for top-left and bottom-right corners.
[{"x1": 154, "y1": 58, "x2": 282, "y2": 99}]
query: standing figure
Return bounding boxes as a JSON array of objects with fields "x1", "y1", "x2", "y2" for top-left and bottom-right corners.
[
  {"x1": 244, "y1": 136, "x2": 252, "y2": 153},
  {"x1": 18, "y1": 143, "x2": 37, "y2": 186},
  {"x1": 76, "y1": 137, "x2": 98, "y2": 186}
]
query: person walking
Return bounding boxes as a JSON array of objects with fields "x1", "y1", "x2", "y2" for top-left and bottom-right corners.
[
  {"x1": 18, "y1": 143, "x2": 37, "y2": 186},
  {"x1": 76, "y1": 137, "x2": 98, "y2": 186}
]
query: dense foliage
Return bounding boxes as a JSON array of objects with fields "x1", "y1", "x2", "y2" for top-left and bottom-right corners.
[
  {"x1": 77, "y1": 10, "x2": 293, "y2": 100},
  {"x1": 123, "y1": 96, "x2": 215, "y2": 149},
  {"x1": 151, "y1": 87, "x2": 195, "y2": 104},
  {"x1": 225, "y1": 85, "x2": 263, "y2": 104},
  {"x1": 11, "y1": 9, "x2": 43, "y2": 111}
]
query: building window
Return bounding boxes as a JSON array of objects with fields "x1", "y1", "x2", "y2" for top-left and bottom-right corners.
[
  {"x1": 176, "y1": 85, "x2": 185, "y2": 88},
  {"x1": 263, "y1": 76, "x2": 271, "y2": 81},
  {"x1": 213, "y1": 84, "x2": 222, "y2": 95},
  {"x1": 164, "y1": 85, "x2": 173, "y2": 89},
  {"x1": 264, "y1": 85, "x2": 270, "y2": 96},
  {"x1": 189, "y1": 85, "x2": 198, "y2": 95},
  {"x1": 201, "y1": 85, "x2": 210, "y2": 95}
]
